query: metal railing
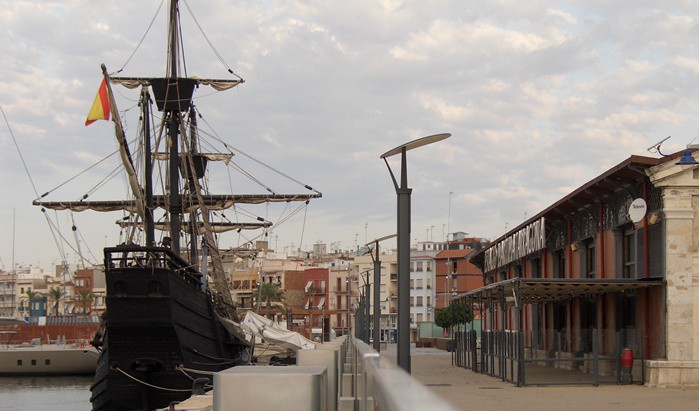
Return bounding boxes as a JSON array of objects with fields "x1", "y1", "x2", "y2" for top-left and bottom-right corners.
[
  {"x1": 344, "y1": 336, "x2": 457, "y2": 411},
  {"x1": 455, "y1": 328, "x2": 646, "y2": 386}
]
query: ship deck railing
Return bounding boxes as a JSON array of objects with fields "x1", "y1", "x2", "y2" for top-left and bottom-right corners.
[{"x1": 104, "y1": 245, "x2": 203, "y2": 288}]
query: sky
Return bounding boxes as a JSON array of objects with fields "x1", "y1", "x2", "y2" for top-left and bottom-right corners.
[{"x1": 2, "y1": 0, "x2": 699, "y2": 271}]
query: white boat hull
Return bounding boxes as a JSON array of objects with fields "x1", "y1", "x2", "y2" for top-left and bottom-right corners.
[{"x1": 0, "y1": 345, "x2": 99, "y2": 375}]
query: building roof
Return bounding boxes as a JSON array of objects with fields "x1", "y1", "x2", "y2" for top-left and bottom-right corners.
[
  {"x1": 470, "y1": 152, "x2": 686, "y2": 268},
  {"x1": 435, "y1": 249, "x2": 474, "y2": 259},
  {"x1": 454, "y1": 277, "x2": 664, "y2": 305}
]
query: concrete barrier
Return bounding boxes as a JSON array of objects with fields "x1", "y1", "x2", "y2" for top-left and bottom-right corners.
[{"x1": 214, "y1": 366, "x2": 327, "y2": 411}]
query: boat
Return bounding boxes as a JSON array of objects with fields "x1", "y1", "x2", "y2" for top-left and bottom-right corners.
[
  {"x1": 32, "y1": 1, "x2": 321, "y2": 409},
  {"x1": 0, "y1": 317, "x2": 99, "y2": 375},
  {"x1": 0, "y1": 340, "x2": 99, "y2": 376}
]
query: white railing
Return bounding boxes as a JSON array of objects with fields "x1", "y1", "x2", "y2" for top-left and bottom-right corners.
[{"x1": 342, "y1": 336, "x2": 457, "y2": 411}]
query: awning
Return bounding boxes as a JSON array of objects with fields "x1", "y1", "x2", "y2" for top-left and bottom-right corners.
[
  {"x1": 454, "y1": 277, "x2": 664, "y2": 306},
  {"x1": 304, "y1": 281, "x2": 313, "y2": 293},
  {"x1": 316, "y1": 297, "x2": 325, "y2": 309}
]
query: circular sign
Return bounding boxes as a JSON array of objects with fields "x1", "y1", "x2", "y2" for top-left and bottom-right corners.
[{"x1": 629, "y1": 198, "x2": 647, "y2": 223}]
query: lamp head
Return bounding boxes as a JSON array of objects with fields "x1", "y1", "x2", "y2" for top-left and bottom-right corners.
[
  {"x1": 676, "y1": 148, "x2": 699, "y2": 166},
  {"x1": 380, "y1": 133, "x2": 451, "y2": 159}
]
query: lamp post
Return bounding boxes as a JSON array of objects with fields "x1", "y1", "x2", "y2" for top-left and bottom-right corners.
[
  {"x1": 358, "y1": 269, "x2": 371, "y2": 344},
  {"x1": 381, "y1": 133, "x2": 451, "y2": 373},
  {"x1": 366, "y1": 234, "x2": 397, "y2": 352}
]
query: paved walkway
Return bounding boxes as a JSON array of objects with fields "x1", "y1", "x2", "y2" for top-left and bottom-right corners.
[{"x1": 381, "y1": 344, "x2": 698, "y2": 411}]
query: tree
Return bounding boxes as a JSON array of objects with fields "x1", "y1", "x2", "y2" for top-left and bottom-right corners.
[
  {"x1": 435, "y1": 300, "x2": 473, "y2": 336},
  {"x1": 253, "y1": 283, "x2": 285, "y2": 319},
  {"x1": 435, "y1": 306, "x2": 453, "y2": 332},
  {"x1": 47, "y1": 287, "x2": 66, "y2": 316},
  {"x1": 76, "y1": 289, "x2": 93, "y2": 315}
]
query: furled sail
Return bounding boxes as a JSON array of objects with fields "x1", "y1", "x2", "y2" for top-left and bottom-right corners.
[
  {"x1": 152, "y1": 152, "x2": 233, "y2": 164},
  {"x1": 116, "y1": 220, "x2": 271, "y2": 234},
  {"x1": 33, "y1": 193, "x2": 321, "y2": 213},
  {"x1": 110, "y1": 77, "x2": 243, "y2": 91},
  {"x1": 100, "y1": 64, "x2": 147, "y2": 240}
]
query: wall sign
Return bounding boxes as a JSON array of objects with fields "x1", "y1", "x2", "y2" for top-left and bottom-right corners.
[{"x1": 484, "y1": 217, "x2": 546, "y2": 273}]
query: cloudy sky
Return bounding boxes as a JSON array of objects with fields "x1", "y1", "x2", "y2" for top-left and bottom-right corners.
[{"x1": 1, "y1": 0, "x2": 699, "y2": 270}]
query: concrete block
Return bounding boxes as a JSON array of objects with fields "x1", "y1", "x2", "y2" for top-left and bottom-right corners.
[
  {"x1": 298, "y1": 348, "x2": 339, "y2": 411},
  {"x1": 342, "y1": 374, "x2": 354, "y2": 396},
  {"x1": 214, "y1": 366, "x2": 327, "y2": 411},
  {"x1": 338, "y1": 397, "x2": 354, "y2": 411}
]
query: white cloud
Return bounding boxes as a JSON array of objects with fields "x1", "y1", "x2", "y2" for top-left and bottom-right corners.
[{"x1": 546, "y1": 9, "x2": 578, "y2": 25}]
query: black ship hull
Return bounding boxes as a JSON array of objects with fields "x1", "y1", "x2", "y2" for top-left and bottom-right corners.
[{"x1": 90, "y1": 246, "x2": 249, "y2": 411}]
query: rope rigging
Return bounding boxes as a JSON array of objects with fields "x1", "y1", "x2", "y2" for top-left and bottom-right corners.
[
  {"x1": 114, "y1": 0, "x2": 166, "y2": 74},
  {"x1": 2, "y1": 105, "x2": 69, "y2": 267},
  {"x1": 182, "y1": 0, "x2": 244, "y2": 81},
  {"x1": 196, "y1": 114, "x2": 321, "y2": 195}
]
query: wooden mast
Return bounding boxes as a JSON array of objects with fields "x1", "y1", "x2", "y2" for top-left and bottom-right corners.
[{"x1": 167, "y1": 0, "x2": 182, "y2": 255}]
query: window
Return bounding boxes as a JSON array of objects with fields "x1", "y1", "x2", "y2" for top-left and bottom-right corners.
[
  {"x1": 416, "y1": 261, "x2": 423, "y2": 272},
  {"x1": 31, "y1": 359, "x2": 36, "y2": 366},
  {"x1": 553, "y1": 249, "x2": 566, "y2": 279},
  {"x1": 417, "y1": 279, "x2": 423, "y2": 289},
  {"x1": 410, "y1": 279, "x2": 414, "y2": 289},
  {"x1": 426, "y1": 261, "x2": 432, "y2": 271},
  {"x1": 530, "y1": 258, "x2": 541, "y2": 278},
  {"x1": 585, "y1": 240, "x2": 596, "y2": 278},
  {"x1": 417, "y1": 313, "x2": 423, "y2": 322},
  {"x1": 514, "y1": 265, "x2": 522, "y2": 278},
  {"x1": 17, "y1": 360, "x2": 22, "y2": 366},
  {"x1": 452, "y1": 276, "x2": 457, "y2": 290},
  {"x1": 427, "y1": 296, "x2": 431, "y2": 307},
  {"x1": 417, "y1": 296, "x2": 423, "y2": 306},
  {"x1": 45, "y1": 359, "x2": 51, "y2": 365}
]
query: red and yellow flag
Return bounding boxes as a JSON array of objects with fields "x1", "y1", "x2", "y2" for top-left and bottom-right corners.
[{"x1": 85, "y1": 77, "x2": 111, "y2": 126}]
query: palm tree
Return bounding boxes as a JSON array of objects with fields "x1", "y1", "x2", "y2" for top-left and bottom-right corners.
[
  {"x1": 47, "y1": 287, "x2": 66, "y2": 316},
  {"x1": 254, "y1": 283, "x2": 285, "y2": 319},
  {"x1": 75, "y1": 289, "x2": 93, "y2": 316}
]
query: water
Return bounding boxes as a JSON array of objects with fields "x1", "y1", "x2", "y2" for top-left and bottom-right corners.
[{"x1": 0, "y1": 376, "x2": 92, "y2": 410}]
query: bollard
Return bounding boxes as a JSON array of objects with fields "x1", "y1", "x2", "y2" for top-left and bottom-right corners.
[
  {"x1": 192, "y1": 377, "x2": 209, "y2": 395},
  {"x1": 620, "y1": 348, "x2": 634, "y2": 384}
]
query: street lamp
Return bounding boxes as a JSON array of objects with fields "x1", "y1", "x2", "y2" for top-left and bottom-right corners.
[
  {"x1": 381, "y1": 133, "x2": 451, "y2": 373},
  {"x1": 366, "y1": 233, "x2": 397, "y2": 352},
  {"x1": 357, "y1": 268, "x2": 372, "y2": 344}
]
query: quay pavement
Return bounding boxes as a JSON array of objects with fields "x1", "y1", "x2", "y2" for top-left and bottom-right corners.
[{"x1": 382, "y1": 343, "x2": 698, "y2": 411}]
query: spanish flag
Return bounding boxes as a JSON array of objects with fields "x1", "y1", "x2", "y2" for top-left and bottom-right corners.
[{"x1": 85, "y1": 77, "x2": 111, "y2": 126}]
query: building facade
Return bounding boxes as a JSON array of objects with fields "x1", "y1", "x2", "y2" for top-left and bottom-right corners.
[{"x1": 458, "y1": 152, "x2": 699, "y2": 387}]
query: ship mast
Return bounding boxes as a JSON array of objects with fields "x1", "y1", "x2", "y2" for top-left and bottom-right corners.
[
  {"x1": 142, "y1": 88, "x2": 155, "y2": 246},
  {"x1": 167, "y1": 0, "x2": 183, "y2": 255}
]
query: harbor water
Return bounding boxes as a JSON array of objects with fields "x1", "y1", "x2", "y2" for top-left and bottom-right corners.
[{"x1": 0, "y1": 376, "x2": 91, "y2": 410}]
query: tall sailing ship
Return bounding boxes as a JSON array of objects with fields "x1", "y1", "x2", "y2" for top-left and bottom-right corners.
[{"x1": 33, "y1": 1, "x2": 321, "y2": 409}]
